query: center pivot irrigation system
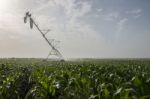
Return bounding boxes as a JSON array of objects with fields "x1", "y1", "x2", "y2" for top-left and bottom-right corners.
[{"x1": 24, "y1": 12, "x2": 64, "y2": 61}]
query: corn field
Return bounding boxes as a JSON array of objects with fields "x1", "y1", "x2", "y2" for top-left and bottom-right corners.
[{"x1": 0, "y1": 58, "x2": 150, "y2": 99}]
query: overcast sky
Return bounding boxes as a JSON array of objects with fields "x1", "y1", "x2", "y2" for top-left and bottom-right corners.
[{"x1": 0, "y1": 0, "x2": 150, "y2": 58}]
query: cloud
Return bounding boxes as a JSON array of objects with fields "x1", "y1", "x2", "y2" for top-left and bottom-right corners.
[
  {"x1": 126, "y1": 9, "x2": 142, "y2": 14},
  {"x1": 93, "y1": 8, "x2": 103, "y2": 17},
  {"x1": 97, "y1": 8, "x2": 103, "y2": 12},
  {"x1": 117, "y1": 18, "x2": 128, "y2": 32},
  {"x1": 36, "y1": 0, "x2": 93, "y2": 37},
  {"x1": 104, "y1": 12, "x2": 120, "y2": 21},
  {"x1": 126, "y1": 9, "x2": 142, "y2": 18}
]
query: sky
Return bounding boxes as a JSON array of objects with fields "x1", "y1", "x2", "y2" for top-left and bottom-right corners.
[{"x1": 0, "y1": 0, "x2": 150, "y2": 58}]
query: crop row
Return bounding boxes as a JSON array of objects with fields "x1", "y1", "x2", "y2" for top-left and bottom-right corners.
[{"x1": 0, "y1": 59, "x2": 150, "y2": 99}]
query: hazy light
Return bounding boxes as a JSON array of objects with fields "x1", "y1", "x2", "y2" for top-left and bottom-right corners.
[{"x1": 0, "y1": 0, "x2": 11, "y2": 12}]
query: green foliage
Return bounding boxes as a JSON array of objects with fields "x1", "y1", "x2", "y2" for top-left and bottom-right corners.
[{"x1": 0, "y1": 58, "x2": 150, "y2": 99}]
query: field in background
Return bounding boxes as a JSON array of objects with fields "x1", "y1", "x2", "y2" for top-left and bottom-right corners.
[{"x1": 0, "y1": 58, "x2": 150, "y2": 99}]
